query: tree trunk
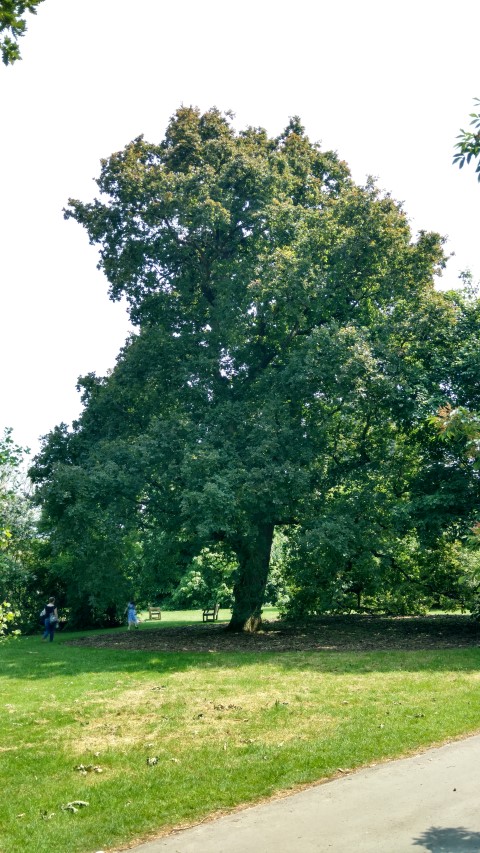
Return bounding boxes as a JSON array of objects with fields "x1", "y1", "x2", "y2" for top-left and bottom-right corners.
[{"x1": 228, "y1": 523, "x2": 274, "y2": 632}]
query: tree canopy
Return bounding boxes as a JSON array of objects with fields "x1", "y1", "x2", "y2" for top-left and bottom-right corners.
[{"x1": 31, "y1": 107, "x2": 480, "y2": 630}]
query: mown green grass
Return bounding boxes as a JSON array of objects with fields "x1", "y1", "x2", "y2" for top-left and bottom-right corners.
[{"x1": 1, "y1": 616, "x2": 480, "y2": 853}]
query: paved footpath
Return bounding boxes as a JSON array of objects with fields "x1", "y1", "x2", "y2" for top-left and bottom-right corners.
[{"x1": 129, "y1": 734, "x2": 480, "y2": 853}]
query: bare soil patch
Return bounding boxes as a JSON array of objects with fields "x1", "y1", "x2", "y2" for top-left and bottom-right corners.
[{"x1": 67, "y1": 614, "x2": 480, "y2": 653}]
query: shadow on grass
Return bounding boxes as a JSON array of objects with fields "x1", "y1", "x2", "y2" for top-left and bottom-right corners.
[
  {"x1": 1, "y1": 630, "x2": 480, "y2": 681},
  {"x1": 412, "y1": 826, "x2": 480, "y2": 851}
]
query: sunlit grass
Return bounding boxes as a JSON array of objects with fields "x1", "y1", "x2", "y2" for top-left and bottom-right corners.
[
  {"x1": 59, "y1": 606, "x2": 279, "y2": 640},
  {"x1": 137, "y1": 605, "x2": 280, "y2": 626},
  {"x1": 1, "y1": 618, "x2": 479, "y2": 853}
]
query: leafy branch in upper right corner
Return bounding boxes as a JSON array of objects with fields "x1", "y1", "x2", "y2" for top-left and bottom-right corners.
[{"x1": 453, "y1": 98, "x2": 480, "y2": 181}]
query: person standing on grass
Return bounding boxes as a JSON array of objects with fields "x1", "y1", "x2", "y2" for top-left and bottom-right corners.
[
  {"x1": 42, "y1": 596, "x2": 58, "y2": 642},
  {"x1": 126, "y1": 600, "x2": 139, "y2": 630}
]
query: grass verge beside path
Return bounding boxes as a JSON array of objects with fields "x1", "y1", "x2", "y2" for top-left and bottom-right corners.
[{"x1": 0, "y1": 623, "x2": 479, "y2": 853}]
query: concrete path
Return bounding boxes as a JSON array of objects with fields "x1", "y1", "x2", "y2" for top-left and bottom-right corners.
[{"x1": 130, "y1": 734, "x2": 480, "y2": 852}]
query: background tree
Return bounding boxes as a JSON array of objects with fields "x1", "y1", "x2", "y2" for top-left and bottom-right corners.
[
  {"x1": 165, "y1": 533, "x2": 289, "y2": 611},
  {"x1": 32, "y1": 107, "x2": 467, "y2": 631},
  {"x1": 0, "y1": 428, "x2": 40, "y2": 632}
]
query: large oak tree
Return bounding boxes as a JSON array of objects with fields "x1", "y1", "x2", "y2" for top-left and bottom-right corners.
[{"x1": 32, "y1": 107, "x2": 459, "y2": 630}]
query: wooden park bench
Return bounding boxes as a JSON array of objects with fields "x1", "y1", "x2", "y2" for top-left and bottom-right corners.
[
  {"x1": 202, "y1": 603, "x2": 220, "y2": 622},
  {"x1": 148, "y1": 606, "x2": 162, "y2": 621}
]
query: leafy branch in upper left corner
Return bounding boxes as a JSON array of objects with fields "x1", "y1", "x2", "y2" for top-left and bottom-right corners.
[{"x1": 0, "y1": 0, "x2": 45, "y2": 65}]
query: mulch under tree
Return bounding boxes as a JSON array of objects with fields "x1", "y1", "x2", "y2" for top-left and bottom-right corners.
[{"x1": 67, "y1": 615, "x2": 480, "y2": 653}]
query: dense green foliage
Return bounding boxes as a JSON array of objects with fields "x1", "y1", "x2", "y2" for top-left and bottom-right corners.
[
  {"x1": 30, "y1": 108, "x2": 480, "y2": 630},
  {"x1": 0, "y1": 0, "x2": 44, "y2": 64}
]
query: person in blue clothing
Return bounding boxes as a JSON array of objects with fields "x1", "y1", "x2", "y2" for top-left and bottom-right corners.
[
  {"x1": 126, "y1": 600, "x2": 139, "y2": 630},
  {"x1": 42, "y1": 596, "x2": 58, "y2": 641}
]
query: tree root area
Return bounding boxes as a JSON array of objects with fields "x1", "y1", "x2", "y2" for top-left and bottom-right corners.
[{"x1": 66, "y1": 614, "x2": 480, "y2": 653}]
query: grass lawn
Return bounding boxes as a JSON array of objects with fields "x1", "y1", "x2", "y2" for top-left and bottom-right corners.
[{"x1": 1, "y1": 612, "x2": 480, "y2": 853}]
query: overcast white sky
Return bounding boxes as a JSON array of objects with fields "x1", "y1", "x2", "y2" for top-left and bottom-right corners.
[{"x1": 1, "y1": 0, "x2": 479, "y2": 457}]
